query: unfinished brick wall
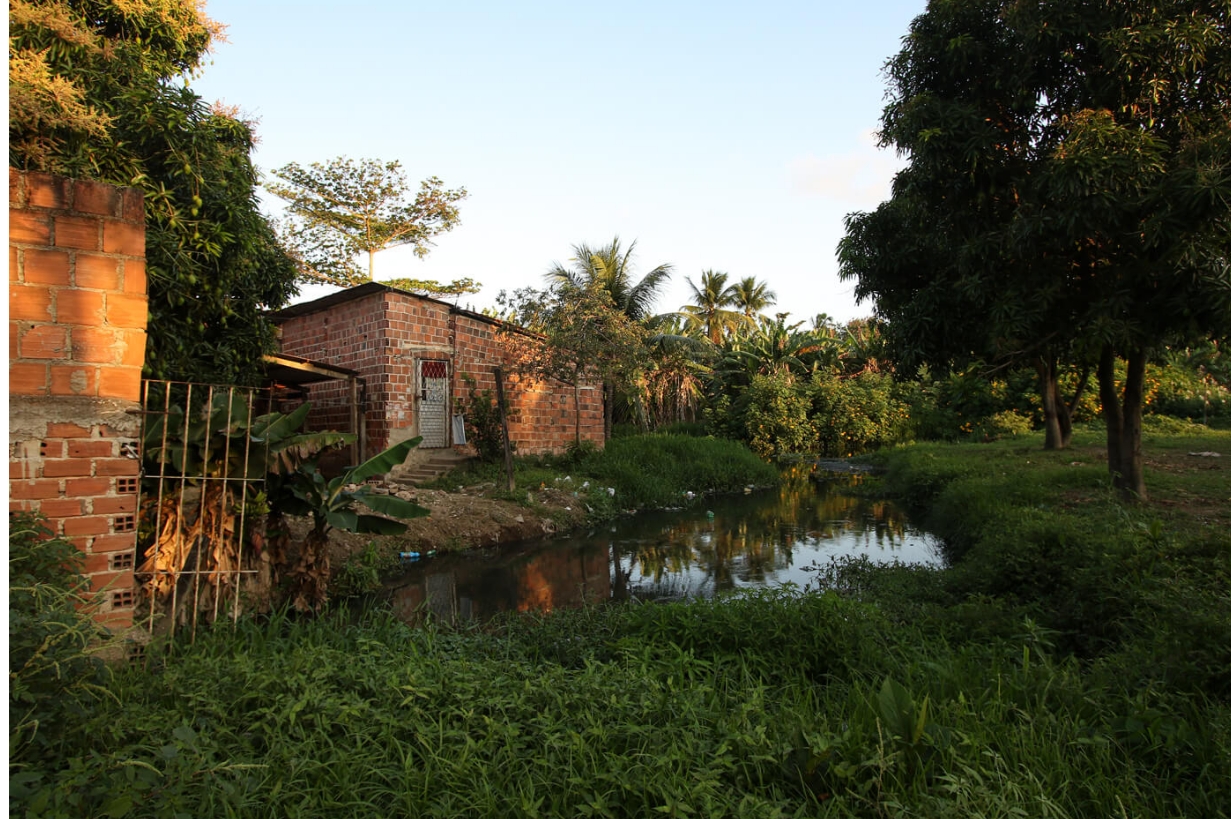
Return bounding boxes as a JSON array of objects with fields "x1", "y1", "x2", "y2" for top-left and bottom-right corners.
[
  {"x1": 9, "y1": 170, "x2": 146, "y2": 629},
  {"x1": 275, "y1": 284, "x2": 603, "y2": 459}
]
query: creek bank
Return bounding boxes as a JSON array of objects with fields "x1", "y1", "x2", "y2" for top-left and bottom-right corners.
[{"x1": 296, "y1": 481, "x2": 592, "y2": 571}]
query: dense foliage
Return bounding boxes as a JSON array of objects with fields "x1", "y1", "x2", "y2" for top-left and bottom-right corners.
[
  {"x1": 840, "y1": 0, "x2": 1231, "y2": 495},
  {"x1": 9, "y1": 0, "x2": 299, "y2": 384},
  {"x1": 11, "y1": 429, "x2": 1231, "y2": 816},
  {"x1": 9, "y1": 515, "x2": 112, "y2": 772}
]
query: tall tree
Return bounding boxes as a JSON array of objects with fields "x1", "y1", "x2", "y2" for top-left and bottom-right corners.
[
  {"x1": 731, "y1": 276, "x2": 778, "y2": 327},
  {"x1": 840, "y1": 0, "x2": 1231, "y2": 500},
  {"x1": 498, "y1": 285, "x2": 647, "y2": 445},
  {"x1": 267, "y1": 157, "x2": 467, "y2": 287},
  {"x1": 546, "y1": 236, "x2": 673, "y2": 322},
  {"x1": 680, "y1": 270, "x2": 742, "y2": 344},
  {"x1": 546, "y1": 236, "x2": 672, "y2": 437},
  {"x1": 10, "y1": 0, "x2": 298, "y2": 385}
]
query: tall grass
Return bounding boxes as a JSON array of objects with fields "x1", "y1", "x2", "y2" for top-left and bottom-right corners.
[
  {"x1": 429, "y1": 433, "x2": 778, "y2": 512},
  {"x1": 13, "y1": 597, "x2": 1230, "y2": 818},
  {"x1": 12, "y1": 429, "x2": 1231, "y2": 817}
]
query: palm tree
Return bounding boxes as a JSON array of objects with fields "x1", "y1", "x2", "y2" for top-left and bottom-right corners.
[
  {"x1": 679, "y1": 270, "x2": 742, "y2": 344},
  {"x1": 546, "y1": 236, "x2": 673, "y2": 322},
  {"x1": 730, "y1": 276, "x2": 777, "y2": 329},
  {"x1": 545, "y1": 237, "x2": 673, "y2": 439}
]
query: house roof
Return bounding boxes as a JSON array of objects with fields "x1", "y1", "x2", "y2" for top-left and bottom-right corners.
[
  {"x1": 271, "y1": 281, "x2": 504, "y2": 329},
  {"x1": 263, "y1": 353, "x2": 360, "y2": 387}
]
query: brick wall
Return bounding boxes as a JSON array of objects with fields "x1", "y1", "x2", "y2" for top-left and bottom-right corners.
[
  {"x1": 275, "y1": 286, "x2": 604, "y2": 458},
  {"x1": 9, "y1": 170, "x2": 146, "y2": 629}
]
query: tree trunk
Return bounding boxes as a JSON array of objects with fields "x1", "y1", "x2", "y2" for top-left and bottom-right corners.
[
  {"x1": 1098, "y1": 344, "x2": 1124, "y2": 483},
  {"x1": 1097, "y1": 345, "x2": 1148, "y2": 501},
  {"x1": 1059, "y1": 366, "x2": 1090, "y2": 449},
  {"x1": 1119, "y1": 349, "x2": 1148, "y2": 501},
  {"x1": 1036, "y1": 357, "x2": 1064, "y2": 450}
]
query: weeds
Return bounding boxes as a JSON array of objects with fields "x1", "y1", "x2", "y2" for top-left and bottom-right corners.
[{"x1": 12, "y1": 429, "x2": 1231, "y2": 817}]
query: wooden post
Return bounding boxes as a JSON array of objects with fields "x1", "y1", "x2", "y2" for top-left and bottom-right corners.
[{"x1": 494, "y1": 367, "x2": 515, "y2": 492}]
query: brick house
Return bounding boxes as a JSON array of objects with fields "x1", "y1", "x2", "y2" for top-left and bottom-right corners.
[{"x1": 271, "y1": 283, "x2": 604, "y2": 464}]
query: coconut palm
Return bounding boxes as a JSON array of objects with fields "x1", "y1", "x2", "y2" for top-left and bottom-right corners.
[
  {"x1": 730, "y1": 276, "x2": 777, "y2": 329},
  {"x1": 546, "y1": 236, "x2": 672, "y2": 322},
  {"x1": 679, "y1": 270, "x2": 742, "y2": 344}
]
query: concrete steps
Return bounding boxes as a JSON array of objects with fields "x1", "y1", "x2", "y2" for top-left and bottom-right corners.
[{"x1": 392, "y1": 449, "x2": 474, "y2": 486}]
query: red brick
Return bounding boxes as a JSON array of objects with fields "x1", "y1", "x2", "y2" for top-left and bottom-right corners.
[
  {"x1": 102, "y1": 221, "x2": 144, "y2": 256},
  {"x1": 97, "y1": 610, "x2": 134, "y2": 630},
  {"x1": 90, "y1": 533, "x2": 138, "y2": 553},
  {"x1": 10, "y1": 168, "x2": 25, "y2": 206},
  {"x1": 10, "y1": 362, "x2": 49, "y2": 395},
  {"x1": 54, "y1": 214, "x2": 101, "y2": 250},
  {"x1": 50, "y1": 365, "x2": 98, "y2": 396},
  {"x1": 66, "y1": 477, "x2": 111, "y2": 496},
  {"x1": 10, "y1": 461, "x2": 28, "y2": 480},
  {"x1": 106, "y1": 293, "x2": 147, "y2": 329},
  {"x1": 83, "y1": 553, "x2": 112, "y2": 574},
  {"x1": 98, "y1": 366, "x2": 141, "y2": 400},
  {"x1": 27, "y1": 172, "x2": 71, "y2": 209},
  {"x1": 10, "y1": 246, "x2": 19, "y2": 281},
  {"x1": 40, "y1": 498, "x2": 84, "y2": 517},
  {"x1": 46, "y1": 438, "x2": 69, "y2": 459},
  {"x1": 95, "y1": 458, "x2": 139, "y2": 476},
  {"x1": 73, "y1": 180, "x2": 121, "y2": 216},
  {"x1": 47, "y1": 422, "x2": 91, "y2": 438},
  {"x1": 68, "y1": 440, "x2": 114, "y2": 458},
  {"x1": 64, "y1": 515, "x2": 110, "y2": 536},
  {"x1": 74, "y1": 254, "x2": 121, "y2": 290},
  {"x1": 9, "y1": 480, "x2": 62, "y2": 500},
  {"x1": 119, "y1": 329, "x2": 147, "y2": 366},
  {"x1": 56, "y1": 289, "x2": 105, "y2": 325},
  {"x1": 19, "y1": 324, "x2": 69, "y2": 359},
  {"x1": 23, "y1": 249, "x2": 71, "y2": 285},
  {"x1": 92, "y1": 495, "x2": 136, "y2": 514},
  {"x1": 10, "y1": 284, "x2": 53, "y2": 321},
  {"x1": 43, "y1": 458, "x2": 93, "y2": 478},
  {"x1": 121, "y1": 188, "x2": 144, "y2": 222},
  {"x1": 122, "y1": 259, "x2": 147, "y2": 295},
  {"x1": 87, "y1": 569, "x2": 132, "y2": 592},
  {"x1": 69, "y1": 326, "x2": 119, "y2": 363},
  {"x1": 10, "y1": 210, "x2": 51, "y2": 244}
]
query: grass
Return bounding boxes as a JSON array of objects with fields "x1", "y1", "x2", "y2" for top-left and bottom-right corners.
[
  {"x1": 10, "y1": 427, "x2": 1231, "y2": 817},
  {"x1": 424, "y1": 434, "x2": 779, "y2": 514}
]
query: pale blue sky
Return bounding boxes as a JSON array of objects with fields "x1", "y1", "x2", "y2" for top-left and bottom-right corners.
[{"x1": 193, "y1": 0, "x2": 926, "y2": 322}]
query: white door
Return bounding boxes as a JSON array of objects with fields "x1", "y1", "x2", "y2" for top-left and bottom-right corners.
[{"x1": 418, "y1": 360, "x2": 449, "y2": 448}]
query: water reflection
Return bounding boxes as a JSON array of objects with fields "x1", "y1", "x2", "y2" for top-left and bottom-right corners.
[{"x1": 382, "y1": 463, "x2": 941, "y2": 623}]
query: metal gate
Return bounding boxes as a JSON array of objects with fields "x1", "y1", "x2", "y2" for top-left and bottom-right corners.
[
  {"x1": 137, "y1": 381, "x2": 274, "y2": 637},
  {"x1": 418, "y1": 360, "x2": 449, "y2": 448}
]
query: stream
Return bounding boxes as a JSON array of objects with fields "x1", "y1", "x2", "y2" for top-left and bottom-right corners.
[{"x1": 382, "y1": 462, "x2": 942, "y2": 623}]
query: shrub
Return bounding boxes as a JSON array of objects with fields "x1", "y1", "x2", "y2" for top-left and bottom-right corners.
[
  {"x1": 8, "y1": 514, "x2": 111, "y2": 768},
  {"x1": 808, "y1": 370, "x2": 912, "y2": 456},
  {"x1": 457, "y1": 375, "x2": 517, "y2": 462},
  {"x1": 743, "y1": 373, "x2": 817, "y2": 457}
]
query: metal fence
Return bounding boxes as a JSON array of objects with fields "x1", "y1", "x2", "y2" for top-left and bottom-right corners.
[{"x1": 137, "y1": 380, "x2": 284, "y2": 638}]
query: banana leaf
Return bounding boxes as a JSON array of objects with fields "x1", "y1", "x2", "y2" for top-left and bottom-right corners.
[{"x1": 344, "y1": 436, "x2": 422, "y2": 484}]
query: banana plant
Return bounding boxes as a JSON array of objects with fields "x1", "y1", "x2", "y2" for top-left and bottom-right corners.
[{"x1": 275, "y1": 436, "x2": 429, "y2": 611}]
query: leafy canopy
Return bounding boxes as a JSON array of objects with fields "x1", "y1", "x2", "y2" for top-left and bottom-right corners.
[
  {"x1": 267, "y1": 157, "x2": 468, "y2": 287},
  {"x1": 9, "y1": 0, "x2": 298, "y2": 385}
]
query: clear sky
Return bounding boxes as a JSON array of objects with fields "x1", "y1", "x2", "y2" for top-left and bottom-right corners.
[{"x1": 192, "y1": 0, "x2": 927, "y2": 323}]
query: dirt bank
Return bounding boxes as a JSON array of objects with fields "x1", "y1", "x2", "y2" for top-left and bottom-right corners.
[{"x1": 284, "y1": 482, "x2": 593, "y2": 568}]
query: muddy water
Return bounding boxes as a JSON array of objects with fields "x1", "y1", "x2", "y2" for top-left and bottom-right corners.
[{"x1": 382, "y1": 463, "x2": 941, "y2": 623}]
